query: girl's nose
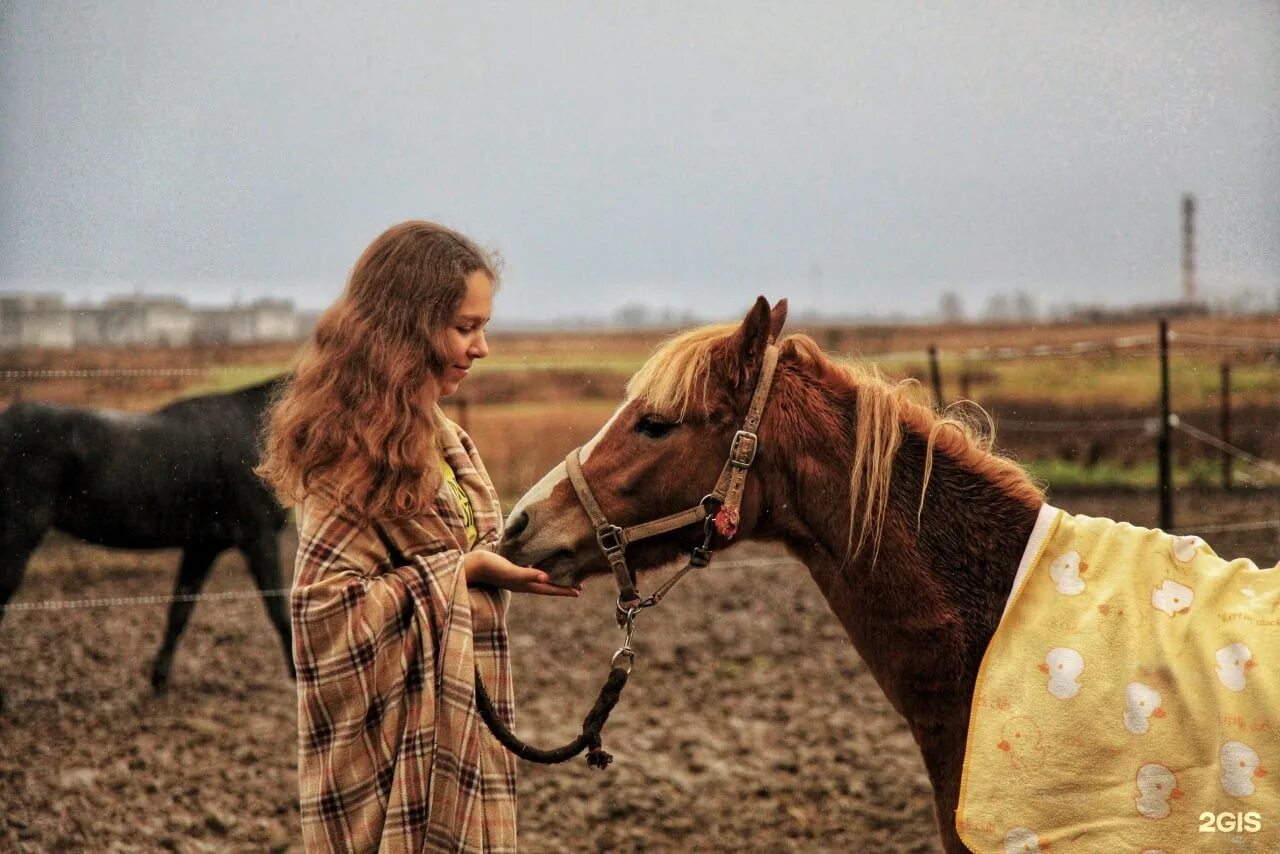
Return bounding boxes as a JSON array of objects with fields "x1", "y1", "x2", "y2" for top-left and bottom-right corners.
[{"x1": 470, "y1": 332, "x2": 489, "y2": 359}]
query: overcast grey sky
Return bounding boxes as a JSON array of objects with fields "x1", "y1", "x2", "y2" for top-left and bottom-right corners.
[{"x1": 2, "y1": 2, "x2": 1277, "y2": 324}]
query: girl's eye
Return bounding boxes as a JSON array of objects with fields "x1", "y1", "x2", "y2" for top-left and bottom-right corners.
[
  {"x1": 457, "y1": 326, "x2": 474, "y2": 334},
  {"x1": 636, "y1": 415, "x2": 677, "y2": 438}
]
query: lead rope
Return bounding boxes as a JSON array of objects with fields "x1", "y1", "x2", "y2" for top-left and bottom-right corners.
[
  {"x1": 478, "y1": 342, "x2": 777, "y2": 767},
  {"x1": 473, "y1": 606, "x2": 645, "y2": 769},
  {"x1": 476, "y1": 483, "x2": 723, "y2": 766},
  {"x1": 474, "y1": 665, "x2": 628, "y2": 769}
]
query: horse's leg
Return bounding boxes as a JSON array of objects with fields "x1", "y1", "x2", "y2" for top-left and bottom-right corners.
[
  {"x1": 0, "y1": 516, "x2": 50, "y2": 714},
  {"x1": 914, "y1": 715, "x2": 971, "y2": 853},
  {"x1": 0, "y1": 550, "x2": 37, "y2": 715},
  {"x1": 150, "y1": 544, "x2": 221, "y2": 693},
  {"x1": 240, "y1": 530, "x2": 295, "y2": 680}
]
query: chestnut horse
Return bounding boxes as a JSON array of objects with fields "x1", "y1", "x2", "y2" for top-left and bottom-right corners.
[{"x1": 501, "y1": 297, "x2": 1044, "y2": 852}]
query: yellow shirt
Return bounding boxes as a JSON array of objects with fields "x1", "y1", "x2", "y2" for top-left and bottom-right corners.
[
  {"x1": 439, "y1": 455, "x2": 478, "y2": 549},
  {"x1": 958, "y1": 505, "x2": 1280, "y2": 852}
]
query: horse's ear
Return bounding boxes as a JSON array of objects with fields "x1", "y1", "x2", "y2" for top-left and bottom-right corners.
[
  {"x1": 725, "y1": 296, "x2": 775, "y2": 387},
  {"x1": 769, "y1": 299, "x2": 788, "y2": 342}
]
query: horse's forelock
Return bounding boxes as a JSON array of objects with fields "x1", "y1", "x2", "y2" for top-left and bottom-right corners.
[{"x1": 624, "y1": 323, "x2": 737, "y2": 420}]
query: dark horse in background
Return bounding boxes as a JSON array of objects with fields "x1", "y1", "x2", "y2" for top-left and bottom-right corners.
[{"x1": 0, "y1": 376, "x2": 294, "y2": 708}]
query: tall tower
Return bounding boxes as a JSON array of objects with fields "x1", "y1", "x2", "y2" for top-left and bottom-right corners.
[{"x1": 1182, "y1": 193, "x2": 1196, "y2": 303}]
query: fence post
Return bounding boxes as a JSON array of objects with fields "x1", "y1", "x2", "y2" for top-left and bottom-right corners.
[
  {"x1": 1220, "y1": 362, "x2": 1232, "y2": 491},
  {"x1": 1157, "y1": 319, "x2": 1173, "y2": 530},
  {"x1": 928, "y1": 346, "x2": 943, "y2": 408}
]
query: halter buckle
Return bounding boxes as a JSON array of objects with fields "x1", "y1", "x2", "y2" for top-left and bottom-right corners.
[
  {"x1": 596, "y1": 524, "x2": 626, "y2": 556},
  {"x1": 729, "y1": 430, "x2": 758, "y2": 469}
]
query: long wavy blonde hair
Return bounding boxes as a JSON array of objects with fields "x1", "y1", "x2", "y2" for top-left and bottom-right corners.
[{"x1": 257, "y1": 221, "x2": 499, "y2": 521}]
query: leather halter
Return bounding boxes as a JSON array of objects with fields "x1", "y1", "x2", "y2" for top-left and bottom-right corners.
[{"x1": 564, "y1": 344, "x2": 780, "y2": 621}]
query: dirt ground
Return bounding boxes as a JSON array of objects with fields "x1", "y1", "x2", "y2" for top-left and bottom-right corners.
[{"x1": 2, "y1": 488, "x2": 1278, "y2": 852}]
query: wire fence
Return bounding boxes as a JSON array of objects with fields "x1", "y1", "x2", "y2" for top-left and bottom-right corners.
[
  {"x1": 954, "y1": 333, "x2": 1159, "y2": 361},
  {"x1": 0, "y1": 367, "x2": 216, "y2": 380},
  {"x1": 942, "y1": 330, "x2": 1280, "y2": 362},
  {"x1": 0, "y1": 557, "x2": 810, "y2": 614},
  {"x1": 0, "y1": 586, "x2": 292, "y2": 613},
  {"x1": 1171, "y1": 519, "x2": 1280, "y2": 536},
  {"x1": 996, "y1": 417, "x2": 1155, "y2": 433},
  {"x1": 1171, "y1": 418, "x2": 1280, "y2": 478},
  {"x1": 1167, "y1": 331, "x2": 1280, "y2": 350},
  {"x1": 3, "y1": 319, "x2": 1279, "y2": 617}
]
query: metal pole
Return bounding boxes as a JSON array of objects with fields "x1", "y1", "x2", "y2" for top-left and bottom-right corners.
[
  {"x1": 1157, "y1": 320, "x2": 1173, "y2": 530},
  {"x1": 928, "y1": 346, "x2": 943, "y2": 408},
  {"x1": 1182, "y1": 194, "x2": 1197, "y2": 304},
  {"x1": 1220, "y1": 362, "x2": 1232, "y2": 491}
]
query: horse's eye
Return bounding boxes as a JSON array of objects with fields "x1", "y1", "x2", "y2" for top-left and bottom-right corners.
[{"x1": 636, "y1": 415, "x2": 677, "y2": 439}]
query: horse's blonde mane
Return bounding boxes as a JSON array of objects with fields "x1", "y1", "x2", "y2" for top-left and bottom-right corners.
[
  {"x1": 625, "y1": 323, "x2": 737, "y2": 420},
  {"x1": 626, "y1": 325, "x2": 1045, "y2": 563}
]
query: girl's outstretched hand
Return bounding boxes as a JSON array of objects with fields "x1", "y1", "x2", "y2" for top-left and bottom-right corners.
[{"x1": 464, "y1": 550, "x2": 581, "y2": 597}]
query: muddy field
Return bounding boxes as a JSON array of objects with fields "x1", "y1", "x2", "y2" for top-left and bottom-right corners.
[{"x1": 2, "y1": 488, "x2": 1278, "y2": 852}]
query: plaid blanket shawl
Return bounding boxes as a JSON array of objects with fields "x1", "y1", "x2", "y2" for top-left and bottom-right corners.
[
  {"x1": 958, "y1": 504, "x2": 1280, "y2": 852},
  {"x1": 292, "y1": 411, "x2": 517, "y2": 853}
]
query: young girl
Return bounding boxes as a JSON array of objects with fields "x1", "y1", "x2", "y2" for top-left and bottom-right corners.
[{"x1": 258, "y1": 221, "x2": 577, "y2": 852}]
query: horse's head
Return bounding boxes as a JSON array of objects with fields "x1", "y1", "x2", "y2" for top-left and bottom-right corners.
[{"x1": 502, "y1": 296, "x2": 788, "y2": 587}]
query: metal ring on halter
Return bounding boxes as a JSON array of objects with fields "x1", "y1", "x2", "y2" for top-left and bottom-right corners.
[
  {"x1": 610, "y1": 647, "x2": 635, "y2": 674},
  {"x1": 616, "y1": 597, "x2": 649, "y2": 622}
]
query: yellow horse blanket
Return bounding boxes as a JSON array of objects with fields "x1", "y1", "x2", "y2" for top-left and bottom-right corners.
[{"x1": 958, "y1": 505, "x2": 1280, "y2": 852}]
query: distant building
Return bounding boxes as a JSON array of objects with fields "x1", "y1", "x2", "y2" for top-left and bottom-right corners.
[
  {"x1": 0, "y1": 294, "x2": 74, "y2": 348},
  {"x1": 0, "y1": 291, "x2": 308, "y2": 349},
  {"x1": 100, "y1": 295, "x2": 196, "y2": 346},
  {"x1": 71, "y1": 305, "x2": 107, "y2": 346},
  {"x1": 195, "y1": 298, "x2": 300, "y2": 344}
]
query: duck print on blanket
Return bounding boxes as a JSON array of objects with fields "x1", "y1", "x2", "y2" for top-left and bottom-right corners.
[
  {"x1": 996, "y1": 716, "x2": 1045, "y2": 771},
  {"x1": 1001, "y1": 826, "x2": 1047, "y2": 853},
  {"x1": 1221, "y1": 741, "x2": 1267, "y2": 798},
  {"x1": 1151, "y1": 578, "x2": 1193, "y2": 617},
  {"x1": 1134, "y1": 763, "x2": 1182, "y2": 819},
  {"x1": 1123, "y1": 682, "x2": 1164, "y2": 735},
  {"x1": 1048, "y1": 550, "x2": 1086, "y2": 595},
  {"x1": 957, "y1": 506, "x2": 1280, "y2": 852},
  {"x1": 1216, "y1": 642, "x2": 1254, "y2": 692},
  {"x1": 1041, "y1": 648, "x2": 1084, "y2": 699}
]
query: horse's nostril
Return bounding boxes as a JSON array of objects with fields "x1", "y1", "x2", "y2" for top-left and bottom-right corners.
[{"x1": 505, "y1": 510, "x2": 529, "y2": 541}]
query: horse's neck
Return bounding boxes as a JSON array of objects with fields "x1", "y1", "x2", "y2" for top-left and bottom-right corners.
[
  {"x1": 773, "y1": 424, "x2": 1040, "y2": 720},
  {"x1": 236, "y1": 378, "x2": 279, "y2": 410}
]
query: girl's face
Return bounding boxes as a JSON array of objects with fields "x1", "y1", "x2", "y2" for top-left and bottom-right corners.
[{"x1": 438, "y1": 271, "x2": 494, "y2": 398}]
